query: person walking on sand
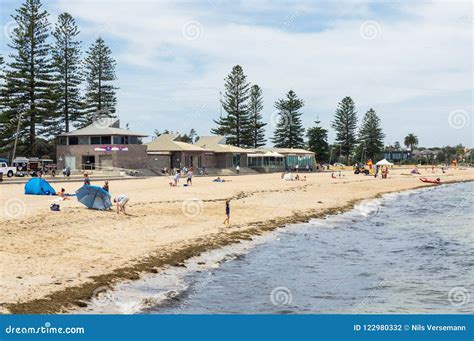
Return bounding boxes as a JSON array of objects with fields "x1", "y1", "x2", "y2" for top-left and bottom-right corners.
[
  {"x1": 236, "y1": 165, "x2": 240, "y2": 175},
  {"x1": 174, "y1": 170, "x2": 180, "y2": 186},
  {"x1": 187, "y1": 168, "x2": 193, "y2": 186},
  {"x1": 83, "y1": 173, "x2": 90, "y2": 186},
  {"x1": 223, "y1": 200, "x2": 230, "y2": 226},
  {"x1": 114, "y1": 194, "x2": 129, "y2": 214}
]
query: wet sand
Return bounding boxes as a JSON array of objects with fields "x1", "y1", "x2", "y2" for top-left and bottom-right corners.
[{"x1": 1, "y1": 167, "x2": 473, "y2": 313}]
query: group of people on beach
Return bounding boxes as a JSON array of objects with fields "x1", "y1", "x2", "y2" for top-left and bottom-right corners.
[
  {"x1": 80, "y1": 173, "x2": 129, "y2": 214},
  {"x1": 168, "y1": 167, "x2": 194, "y2": 187}
]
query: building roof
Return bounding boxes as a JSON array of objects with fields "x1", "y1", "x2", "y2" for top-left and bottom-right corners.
[
  {"x1": 250, "y1": 147, "x2": 315, "y2": 155},
  {"x1": 59, "y1": 119, "x2": 148, "y2": 137},
  {"x1": 147, "y1": 134, "x2": 207, "y2": 152},
  {"x1": 248, "y1": 151, "x2": 285, "y2": 158},
  {"x1": 412, "y1": 149, "x2": 435, "y2": 156},
  {"x1": 195, "y1": 136, "x2": 249, "y2": 153}
]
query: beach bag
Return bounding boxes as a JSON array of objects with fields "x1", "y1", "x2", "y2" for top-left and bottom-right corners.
[{"x1": 50, "y1": 203, "x2": 60, "y2": 212}]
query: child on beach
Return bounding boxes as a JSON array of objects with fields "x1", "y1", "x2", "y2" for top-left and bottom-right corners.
[
  {"x1": 102, "y1": 180, "x2": 109, "y2": 192},
  {"x1": 114, "y1": 194, "x2": 129, "y2": 214},
  {"x1": 83, "y1": 173, "x2": 90, "y2": 186},
  {"x1": 174, "y1": 171, "x2": 180, "y2": 186},
  {"x1": 187, "y1": 168, "x2": 193, "y2": 186},
  {"x1": 223, "y1": 200, "x2": 230, "y2": 226},
  {"x1": 57, "y1": 188, "x2": 70, "y2": 200}
]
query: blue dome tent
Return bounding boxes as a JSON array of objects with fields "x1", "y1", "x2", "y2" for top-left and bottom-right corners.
[
  {"x1": 24, "y1": 178, "x2": 56, "y2": 195},
  {"x1": 75, "y1": 185, "x2": 112, "y2": 210}
]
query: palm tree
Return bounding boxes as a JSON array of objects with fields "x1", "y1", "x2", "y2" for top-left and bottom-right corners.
[{"x1": 404, "y1": 133, "x2": 419, "y2": 152}]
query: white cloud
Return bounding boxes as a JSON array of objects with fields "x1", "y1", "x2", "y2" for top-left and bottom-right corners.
[{"x1": 54, "y1": 0, "x2": 472, "y2": 146}]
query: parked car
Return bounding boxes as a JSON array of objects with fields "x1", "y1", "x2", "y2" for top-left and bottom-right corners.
[
  {"x1": 0, "y1": 161, "x2": 17, "y2": 178},
  {"x1": 333, "y1": 163, "x2": 346, "y2": 167}
]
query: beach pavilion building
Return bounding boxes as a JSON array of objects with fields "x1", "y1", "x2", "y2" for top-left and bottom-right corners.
[
  {"x1": 194, "y1": 136, "x2": 249, "y2": 169},
  {"x1": 247, "y1": 148, "x2": 316, "y2": 172},
  {"x1": 56, "y1": 119, "x2": 148, "y2": 171},
  {"x1": 146, "y1": 134, "x2": 210, "y2": 170}
]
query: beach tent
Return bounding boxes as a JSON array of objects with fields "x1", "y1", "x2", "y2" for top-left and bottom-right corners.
[
  {"x1": 376, "y1": 159, "x2": 393, "y2": 166},
  {"x1": 75, "y1": 185, "x2": 112, "y2": 210},
  {"x1": 24, "y1": 178, "x2": 56, "y2": 195}
]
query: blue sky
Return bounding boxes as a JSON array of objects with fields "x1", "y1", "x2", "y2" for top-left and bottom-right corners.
[{"x1": 1, "y1": 0, "x2": 472, "y2": 147}]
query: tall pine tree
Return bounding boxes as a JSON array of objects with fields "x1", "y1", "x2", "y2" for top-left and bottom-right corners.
[
  {"x1": 247, "y1": 84, "x2": 266, "y2": 148},
  {"x1": 358, "y1": 108, "x2": 385, "y2": 161},
  {"x1": 211, "y1": 65, "x2": 251, "y2": 147},
  {"x1": 271, "y1": 90, "x2": 305, "y2": 148},
  {"x1": 50, "y1": 12, "x2": 83, "y2": 133},
  {"x1": 81, "y1": 37, "x2": 117, "y2": 126},
  {"x1": 331, "y1": 96, "x2": 358, "y2": 165},
  {"x1": 306, "y1": 119, "x2": 329, "y2": 162},
  {"x1": 2, "y1": 0, "x2": 56, "y2": 155}
]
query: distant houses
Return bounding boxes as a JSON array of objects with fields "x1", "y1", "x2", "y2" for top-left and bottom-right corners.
[
  {"x1": 56, "y1": 119, "x2": 316, "y2": 173},
  {"x1": 383, "y1": 148, "x2": 411, "y2": 163}
]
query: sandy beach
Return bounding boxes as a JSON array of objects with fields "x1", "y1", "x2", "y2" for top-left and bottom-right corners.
[{"x1": 1, "y1": 168, "x2": 473, "y2": 314}]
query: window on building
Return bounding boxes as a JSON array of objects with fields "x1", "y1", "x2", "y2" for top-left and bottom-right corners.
[
  {"x1": 69, "y1": 136, "x2": 78, "y2": 145},
  {"x1": 90, "y1": 136, "x2": 101, "y2": 144},
  {"x1": 113, "y1": 136, "x2": 121, "y2": 144},
  {"x1": 128, "y1": 136, "x2": 138, "y2": 144},
  {"x1": 78, "y1": 136, "x2": 89, "y2": 145},
  {"x1": 233, "y1": 154, "x2": 241, "y2": 167},
  {"x1": 57, "y1": 137, "x2": 67, "y2": 145},
  {"x1": 101, "y1": 136, "x2": 111, "y2": 144}
]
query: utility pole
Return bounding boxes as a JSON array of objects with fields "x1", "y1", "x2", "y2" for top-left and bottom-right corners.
[{"x1": 11, "y1": 113, "x2": 22, "y2": 164}]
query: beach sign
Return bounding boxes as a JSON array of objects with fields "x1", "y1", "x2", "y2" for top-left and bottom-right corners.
[{"x1": 94, "y1": 146, "x2": 129, "y2": 152}]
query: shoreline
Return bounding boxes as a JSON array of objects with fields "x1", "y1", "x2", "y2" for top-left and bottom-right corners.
[{"x1": 3, "y1": 177, "x2": 473, "y2": 314}]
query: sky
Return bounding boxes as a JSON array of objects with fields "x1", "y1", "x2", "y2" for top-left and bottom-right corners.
[{"x1": 0, "y1": 0, "x2": 472, "y2": 147}]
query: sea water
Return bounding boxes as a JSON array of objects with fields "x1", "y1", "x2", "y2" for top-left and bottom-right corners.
[{"x1": 78, "y1": 182, "x2": 473, "y2": 314}]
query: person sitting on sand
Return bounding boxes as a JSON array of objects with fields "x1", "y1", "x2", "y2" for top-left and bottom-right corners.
[
  {"x1": 114, "y1": 194, "x2": 129, "y2": 214},
  {"x1": 102, "y1": 180, "x2": 109, "y2": 192},
  {"x1": 295, "y1": 174, "x2": 300, "y2": 181},
  {"x1": 302, "y1": 176, "x2": 307, "y2": 181},
  {"x1": 83, "y1": 173, "x2": 90, "y2": 186},
  {"x1": 57, "y1": 188, "x2": 70, "y2": 200},
  {"x1": 331, "y1": 172, "x2": 336, "y2": 179},
  {"x1": 223, "y1": 200, "x2": 230, "y2": 226},
  {"x1": 411, "y1": 167, "x2": 420, "y2": 175}
]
